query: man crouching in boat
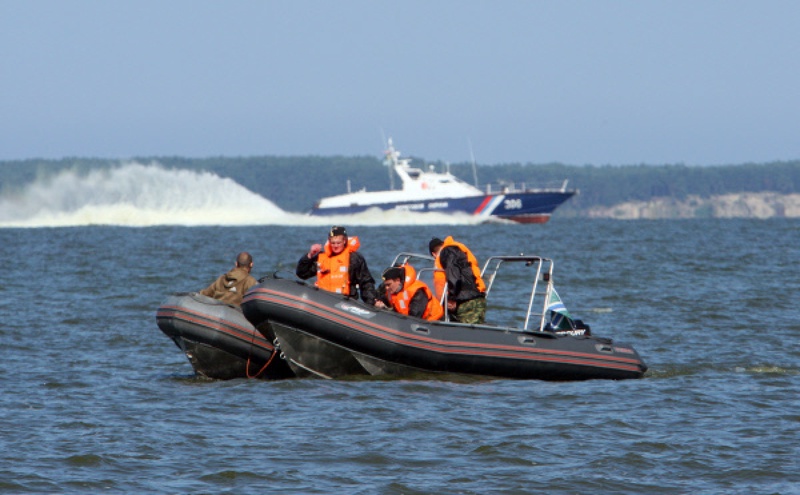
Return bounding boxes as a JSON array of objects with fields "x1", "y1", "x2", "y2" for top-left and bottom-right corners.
[
  {"x1": 375, "y1": 264, "x2": 444, "y2": 321},
  {"x1": 296, "y1": 225, "x2": 378, "y2": 305}
]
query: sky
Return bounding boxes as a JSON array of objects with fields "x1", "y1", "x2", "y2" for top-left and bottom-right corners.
[{"x1": 2, "y1": 1, "x2": 799, "y2": 166}]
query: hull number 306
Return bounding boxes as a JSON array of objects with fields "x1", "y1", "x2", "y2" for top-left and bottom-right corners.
[{"x1": 503, "y1": 198, "x2": 523, "y2": 210}]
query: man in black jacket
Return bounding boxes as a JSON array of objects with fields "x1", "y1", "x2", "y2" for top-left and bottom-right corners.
[
  {"x1": 296, "y1": 226, "x2": 378, "y2": 305},
  {"x1": 429, "y1": 236, "x2": 487, "y2": 324}
]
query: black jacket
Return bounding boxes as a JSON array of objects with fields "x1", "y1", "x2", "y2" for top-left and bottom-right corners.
[
  {"x1": 376, "y1": 283, "x2": 429, "y2": 319},
  {"x1": 296, "y1": 251, "x2": 378, "y2": 305},
  {"x1": 439, "y1": 245, "x2": 484, "y2": 303},
  {"x1": 407, "y1": 288, "x2": 431, "y2": 318}
]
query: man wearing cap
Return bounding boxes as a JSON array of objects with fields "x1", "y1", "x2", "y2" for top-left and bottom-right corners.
[
  {"x1": 375, "y1": 264, "x2": 444, "y2": 321},
  {"x1": 296, "y1": 226, "x2": 378, "y2": 305},
  {"x1": 428, "y1": 236, "x2": 487, "y2": 324}
]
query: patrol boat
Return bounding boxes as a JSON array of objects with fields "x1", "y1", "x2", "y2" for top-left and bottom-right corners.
[
  {"x1": 241, "y1": 253, "x2": 647, "y2": 381},
  {"x1": 308, "y1": 139, "x2": 576, "y2": 223},
  {"x1": 156, "y1": 292, "x2": 294, "y2": 380}
]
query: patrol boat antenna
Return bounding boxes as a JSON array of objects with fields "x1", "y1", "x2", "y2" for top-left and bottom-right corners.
[{"x1": 383, "y1": 139, "x2": 397, "y2": 191}]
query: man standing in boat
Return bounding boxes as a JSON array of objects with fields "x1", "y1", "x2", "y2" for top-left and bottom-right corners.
[
  {"x1": 375, "y1": 264, "x2": 444, "y2": 321},
  {"x1": 296, "y1": 226, "x2": 378, "y2": 305},
  {"x1": 429, "y1": 237, "x2": 487, "y2": 324},
  {"x1": 199, "y1": 251, "x2": 257, "y2": 306}
]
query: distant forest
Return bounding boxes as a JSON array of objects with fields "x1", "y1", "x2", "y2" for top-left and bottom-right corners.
[{"x1": 2, "y1": 154, "x2": 798, "y2": 214}]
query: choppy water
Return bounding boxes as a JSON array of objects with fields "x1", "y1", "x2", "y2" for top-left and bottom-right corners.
[{"x1": 2, "y1": 213, "x2": 799, "y2": 493}]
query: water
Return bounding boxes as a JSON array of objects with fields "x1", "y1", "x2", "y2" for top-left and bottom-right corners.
[{"x1": 1, "y1": 168, "x2": 799, "y2": 494}]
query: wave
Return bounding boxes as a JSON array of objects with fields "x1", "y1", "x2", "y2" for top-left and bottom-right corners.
[{"x1": 0, "y1": 163, "x2": 483, "y2": 228}]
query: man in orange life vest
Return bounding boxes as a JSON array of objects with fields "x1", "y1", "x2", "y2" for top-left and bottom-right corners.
[
  {"x1": 429, "y1": 236, "x2": 487, "y2": 324},
  {"x1": 296, "y1": 226, "x2": 378, "y2": 305},
  {"x1": 375, "y1": 264, "x2": 444, "y2": 321}
]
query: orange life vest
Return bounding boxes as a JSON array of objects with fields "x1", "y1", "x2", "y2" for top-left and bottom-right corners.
[
  {"x1": 433, "y1": 236, "x2": 486, "y2": 299},
  {"x1": 388, "y1": 264, "x2": 444, "y2": 321},
  {"x1": 316, "y1": 236, "x2": 360, "y2": 295}
]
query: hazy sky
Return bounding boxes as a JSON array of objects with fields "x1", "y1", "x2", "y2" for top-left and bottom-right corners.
[{"x1": 2, "y1": 1, "x2": 799, "y2": 165}]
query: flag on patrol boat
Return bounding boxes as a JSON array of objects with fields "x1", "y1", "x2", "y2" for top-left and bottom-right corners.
[{"x1": 547, "y1": 288, "x2": 574, "y2": 330}]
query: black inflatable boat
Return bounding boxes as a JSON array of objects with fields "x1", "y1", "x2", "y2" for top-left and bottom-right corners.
[
  {"x1": 242, "y1": 255, "x2": 647, "y2": 381},
  {"x1": 156, "y1": 292, "x2": 293, "y2": 380}
]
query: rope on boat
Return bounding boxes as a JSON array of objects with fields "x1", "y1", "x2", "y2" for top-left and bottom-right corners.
[
  {"x1": 288, "y1": 358, "x2": 333, "y2": 380},
  {"x1": 245, "y1": 349, "x2": 276, "y2": 379},
  {"x1": 245, "y1": 326, "x2": 277, "y2": 379}
]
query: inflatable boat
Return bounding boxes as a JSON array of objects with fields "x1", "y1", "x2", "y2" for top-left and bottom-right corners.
[
  {"x1": 241, "y1": 255, "x2": 647, "y2": 381},
  {"x1": 156, "y1": 292, "x2": 294, "y2": 380}
]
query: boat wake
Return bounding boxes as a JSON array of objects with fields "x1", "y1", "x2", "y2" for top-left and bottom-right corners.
[
  {"x1": 735, "y1": 366, "x2": 798, "y2": 375},
  {"x1": 0, "y1": 163, "x2": 484, "y2": 228}
]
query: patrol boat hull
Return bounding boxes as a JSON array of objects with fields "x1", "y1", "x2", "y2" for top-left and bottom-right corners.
[
  {"x1": 241, "y1": 277, "x2": 648, "y2": 381},
  {"x1": 310, "y1": 190, "x2": 576, "y2": 224},
  {"x1": 156, "y1": 292, "x2": 294, "y2": 380}
]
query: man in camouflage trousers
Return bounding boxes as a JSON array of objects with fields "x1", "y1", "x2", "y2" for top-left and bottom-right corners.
[{"x1": 429, "y1": 237, "x2": 487, "y2": 325}]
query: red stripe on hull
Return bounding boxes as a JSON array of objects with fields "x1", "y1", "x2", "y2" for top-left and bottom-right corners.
[
  {"x1": 157, "y1": 306, "x2": 274, "y2": 351},
  {"x1": 472, "y1": 196, "x2": 493, "y2": 215},
  {"x1": 500, "y1": 214, "x2": 551, "y2": 224}
]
